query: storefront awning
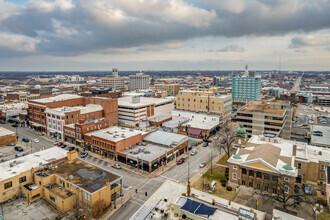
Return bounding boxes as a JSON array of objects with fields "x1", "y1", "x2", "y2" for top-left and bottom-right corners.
[{"x1": 188, "y1": 128, "x2": 201, "y2": 135}]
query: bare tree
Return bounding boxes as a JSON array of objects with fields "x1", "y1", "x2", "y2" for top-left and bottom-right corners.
[
  {"x1": 215, "y1": 126, "x2": 235, "y2": 159},
  {"x1": 262, "y1": 175, "x2": 316, "y2": 212}
]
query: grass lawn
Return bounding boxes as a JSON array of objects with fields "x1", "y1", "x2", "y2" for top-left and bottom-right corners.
[
  {"x1": 217, "y1": 154, "x2": 231, "y2": 166},
  {"x1": 192, "y1": 165, "x2": 238, "y2": 201}
]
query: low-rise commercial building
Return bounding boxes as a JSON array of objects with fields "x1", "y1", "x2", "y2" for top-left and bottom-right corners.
[
  {"x1": 0, "y1": 127, "x2": 17, "y2": 145},
  {"x1": 6, "y1": 92, "x2": 27, "y2": 102},
  {"x1": 236, "y1": 100, "x2": 293, "y2": 139},
  {"x1": 154, "y1": 84, "x2": 180, "y2": 96}
]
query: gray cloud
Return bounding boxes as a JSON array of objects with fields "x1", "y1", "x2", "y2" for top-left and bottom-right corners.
[
  {"x1": 218, "y1": 44, "x2": 244, "y2": 52},
  {"x1": 0, "y1": 0, "x2": 330, "y2": 57},
  {"x1": 289, "y1": 35, "x2": 329, "y2": 48}
]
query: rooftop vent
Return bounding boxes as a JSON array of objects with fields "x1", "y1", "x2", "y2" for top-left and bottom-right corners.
[{"x1": 319, "y1": 151, "x2": 322, "y2": 156}]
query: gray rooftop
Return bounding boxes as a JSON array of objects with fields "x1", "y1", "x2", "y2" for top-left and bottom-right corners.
[{"x1": 144, "y1": 131, "x2": 188, "y2": 147}]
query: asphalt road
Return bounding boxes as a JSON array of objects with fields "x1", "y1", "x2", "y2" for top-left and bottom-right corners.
[{"x1": 0, "y1": 124, "x2": 214, "y2": 220}]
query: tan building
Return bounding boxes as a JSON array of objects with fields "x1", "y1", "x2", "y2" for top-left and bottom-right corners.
[
  {"x1": 101, "y1": 77, "x2": 125, "y2": 91},
  {"x1": 155, "y1": 84, "x2": 180, "y2": 96},
  {"x1": 236, "y1": 100, "x2": 292, "y2": 139},
  {"x1": 0, "y1": 147, "x2": 122, "y2": 217},
  {"x1": 228, "y1": 134, "x2": 330, "y2": 194},
  {"x1": 6, "y1": 92, "x2": 27, "y2": 102},
  {"x1": 0, "y1": 127, "x2": 17, "y2": 145},
  {"x1": 176, "y1": 90, "x2": 232, "y2": 125}
]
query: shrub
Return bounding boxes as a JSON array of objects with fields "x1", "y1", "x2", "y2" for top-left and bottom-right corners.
[
  {"x1": 92, "y1": 199, "x2": 109, "y2": 218},
  {"x1": 222, "y1": 182, "x2": 226, "y2": 187},
  {"x1": 226, "y1": 186, "x2": 232, "y2": 191}
]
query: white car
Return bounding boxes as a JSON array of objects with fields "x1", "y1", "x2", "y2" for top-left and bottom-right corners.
[
  {"x1": 33, "y1": 139, "x2": 39, "y2": 143},
  {"x1": 54, "y1": 142, "x2": 59, "y2": 145},
  {"x1": 112, "y1": 163, "x2": 121, "y2": 169},
  {"x1": 191, "y1": 151, "x2": 197, "y2": 156},
  {"x1": 199, "y1": 162, "x2": 206, "y2": 168}
]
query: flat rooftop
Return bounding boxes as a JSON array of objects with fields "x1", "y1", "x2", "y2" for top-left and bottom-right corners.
[
  {"x1": 31, "y1": 94, "x2": 82, "y2": 104},
  {"x1": 144, "y1": 130, "x2": 188, "y2": 147},
  {"x1": 310, "y1": 124, "x2": 330, "y2": 147},
  {"x1": 0, "y1": 147, "x2": 68, "y2": 182},
  {"x1": 183, "y1": 121, "x2": 218, "y2": 130},
  {"x1": 239, "y1": 101, "x2": 286, "y2": 115},
  {"x1": 84, "y1": 126, "x2": 146, "y2": 142},
  {"x1": 0, "y1": 126, "x2": 15, "y2": 137},
  {"x1": 47, "y1": 159, "x2": 121, "y2": 193},
  {"x1": 46, "y1": 104, "x2": 103, "y2": 115},
  {"x1": 118, "y1": 96, "x2": 172, "y2": 108},
  {"x1": 120, "y1": 143, "x2": 171, "y2": 162}
]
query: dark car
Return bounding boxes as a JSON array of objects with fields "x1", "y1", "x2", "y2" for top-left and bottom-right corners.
[
  {"x1": 15, "y1": 153, "x2": 23, "y2": 158},
  {"x1": 6, "y1": 143, "x2": 15, "y2": 146},
  {"x1": 80, "y1": 151, "x2": 88, "y2": 158},
  {"x1": 12, "y1": 124, "x2": 18, "y2": 127},
  {"x1": 61, "y1": 144, "x2": 67, "y2": 148},
  {"x1": 68, "y1": 147, "x2": 75, "y2": 151},
  {"x1": 302, "y1": 183, "x2": 311, "y2": 195},
  {"x1": 203, "y1": 142, "x2": 208, "y2": 147},
  {"x1": 177, "y1": 158, "x2": 185, "y2": 165},
  {"x1": 22, "y1": 138, "x2": 29, "y2": 143},
  {"x1": 14, "y1": 146, "x2": 24, "y2": 152},
  {"x1": 203, "y1": 139, "x2": 212, "y2": 143}
]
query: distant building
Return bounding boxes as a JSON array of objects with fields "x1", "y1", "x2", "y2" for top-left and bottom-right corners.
[
  {"x1": 101, "y1": 68, "x2": 125, "y2": 91},
  {"x1": 6, "y1": 92, "x2": 27, "y2": 102},
  {"x1": 129, "y1": 72, "x2": 150, "y2": 90},
  {"x1": 236, "y1": 100, "x2": 293, "y2": 139},
  {"x1": 316, "y1": 95, "x2": 330, "y2": 106},
  {"x1": 232, "y1": 71, "x2": 261, "y2": 102},
  {"x1": 154, "y1": 84, "x2": 180, "y2": 96},
  {"x1": 176, "y1": 90, "x2": 232, "y2": 125}
]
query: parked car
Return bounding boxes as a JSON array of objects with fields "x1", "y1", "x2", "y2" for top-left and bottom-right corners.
[
  {"x1": 68, "y1": 147, "x2": 75, "y2": 151},
  {"x1": 112, "y1": 163, "x2": 121, "y2": 169},
  {"x1": 213, "y1": 136, "x2": 219, "y2": 140},
  {"x1": 0, "y1": 152, "x2": 3, "y2": 157},
  {"x1": 33, "y1": 139, "x2": 39, "y2": 143},
  {"x1": 203, "y1": 142, "x2": 208, "y2": 147},
  {"x1": 203, "y1": 139, "x2": 212, "y2": 143},
  {"x1": 12, "y1": 124, "x2": 18, "y2": 127},
  {"x1": 177, "y1": 158, "x2": 185, "y2": 165},
  {"x1": 61, "y1": 144, "x2": 67, "y2": 148},
  {"x1": 57, "y1": 142, "x2": 63, "y2": 147},
  {"x1": 0, "y1": 158, "x2": 8, "y2": 163},
  {"x1": 6, "y1": 143, "x2": 15, "y2": 146},
  {"x1": 22, "y1": 138, "x2": 29, "y2": 143},
  {"x1": 199, "y1": 162, "x2": 206, "y2": 168},
  {"x1": 15, "y1": 153, "x2": 23, "y2": 158},
  {"x1": 14, "y1": 146, "x2": 24, "y2": 152},
  {"x1": 302, "y1": 183, "x2": 312, "y2": 195},
  {"x1": 54, "y1": 141, "x2": 59, "y2": 145},
  {"x1": 22, "y1": 152, "x2": 29, "y2": 156},
  {"x1": 80, "y1": 151, "x2": 88, "y2": 158},
  {"x1": 191, "y1": 151, "x2": 197, "y2": 156}
]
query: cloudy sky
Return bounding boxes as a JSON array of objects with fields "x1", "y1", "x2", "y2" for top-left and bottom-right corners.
[{"x1": 0, "y1": 0, "x2": 330, "y2": 71}]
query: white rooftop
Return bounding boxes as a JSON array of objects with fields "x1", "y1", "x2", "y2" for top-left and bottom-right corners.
[
  {"x1": 183, "y1": 121, "x2": 218, "y2": 130},
  {"x1": 310, "y1": 124, "x2": 330, "y2": 147},
  {"x1": 32, "y1": 94, "x2": 82, "y2": 104},
  {"x1": 84, "y1": 126, "x2": 146, "y2": 142},
  {"x1": 0, "y1": 127, "x2": 15, "y2": 137},
  {"x1": 118, "y1": 96, "x2": 172, "y2": 108},
  {"x1": 0, "y1": 147, "x2": 68, "y2": 181},
  {"x1": 45, "y1": 104, "x2": 103, "y2": 116}
]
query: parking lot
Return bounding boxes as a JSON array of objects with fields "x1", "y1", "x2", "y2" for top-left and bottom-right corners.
[{"x1": 0, "y1": 141, "x2": 32, "y2": 162}]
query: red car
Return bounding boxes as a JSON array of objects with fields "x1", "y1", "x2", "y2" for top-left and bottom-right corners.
[
  {"x1": 177, "y1": 158, "x2": 185, "y2": 165},
  {"x1": 57, "y1": 142, "x2": 63, "y2": 147}
]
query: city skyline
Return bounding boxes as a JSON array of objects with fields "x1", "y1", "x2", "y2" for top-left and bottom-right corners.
[{"x1": 0, "y1": 0, "x2": 330, "y2": 71}]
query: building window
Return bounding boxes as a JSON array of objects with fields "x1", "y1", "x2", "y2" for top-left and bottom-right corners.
[
  {"x1": 249, "y1": 170, "x2": 254, "y2": 177},
  {"x1": 232, "y1": 173, "x2": 237, "y2": 180},
  {"x1": 264, "y1": 184, "x2": 269, "y2": 192},
  {"x1": 82, "y1": 191, "x2": 91, "y2": 201},
  {"x1": 256, "y1": 172, "x2": 262, "y2": 179},
  {"x1": 284, "y1": 186, "x2": 289, "y2": 193},
  {"x1": 19, "y1": 176, "x2": 26, "y2": 183},
  {"x1": 284, "y1": 177, "x2": 290, "y2": 182},
  {"x1": 233, "y1": 166, "x2": 237, "y2": 170},
  {"x1": 4, "y1": 181, "x2": 12, "y2": 189},
  {"x1": 320, "y1": 174, "x2": 324, "y2": 179},
  {"x1": 321, "y1": 165, "x2": 325, "y2": 170},
  {"x1": 49, "y1": 195, "x2": 57, "y2": 203},
  {"x1": 297, "y1": 163, "x2": 301, "y2": 170}
]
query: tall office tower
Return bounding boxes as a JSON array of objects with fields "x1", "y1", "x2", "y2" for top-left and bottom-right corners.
[
  {"x1": 129, "y1": 72, "x2": 150, "y2": 90},
  {"x1": 232, "y1": 66, "x2": 261, "y2": 102},
  {"x1": 101, "y1": 68, "x2": 125, "y2": 91}
]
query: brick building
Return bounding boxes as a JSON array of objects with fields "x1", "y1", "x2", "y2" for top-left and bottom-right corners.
[{"x1": 28, "y1": 94, "x2": 118, "y2": 133}]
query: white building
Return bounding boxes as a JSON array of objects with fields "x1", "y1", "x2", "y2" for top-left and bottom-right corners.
[
  {"x1": 129, "y1": 72, "x2": 150, "y2": 90},
  {"x1": 118, "y1": 96, "x2": 174, "y2": 127}
]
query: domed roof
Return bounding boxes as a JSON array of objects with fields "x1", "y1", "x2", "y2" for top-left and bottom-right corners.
[
  {"x1": 234, "y1": 123, "x2": 247, "y2": 138},
  {"x1": 233, "y1": 154, "x2": 241, "y2": 159},
  {"x1": 282, "y1": 164, "x2": 293, "y2": 170}
]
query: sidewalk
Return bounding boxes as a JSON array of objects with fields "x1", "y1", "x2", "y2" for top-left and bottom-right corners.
[{"x1": 96, "y1": 193, "x2": 130, "y2": 220}]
